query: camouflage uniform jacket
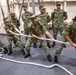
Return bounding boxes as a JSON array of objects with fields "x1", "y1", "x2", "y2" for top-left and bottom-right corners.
[
  {"x1": 51, "y1": 9, "x2": 67, "y2": 28},
  {"x1": 4, "y1": 23, "x2": 16, "y2": 38},
  {"x1": 62, "y1": 21, "x2": 76, "y2": 43},
  {"x1": 38, "y1": 12, "x2": 50, "y2": 29},
  {"x1": 22, "y1": 12, "x2": 33, "y2": 29},
  {"x1": 28, "y1": 22, "x2": 47, "y2": 37},
  {"x1": 11, "y1": 18, "x2": 20, "y2": 28}
]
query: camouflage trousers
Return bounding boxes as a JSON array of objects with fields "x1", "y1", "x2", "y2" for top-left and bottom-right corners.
[
  {"x1": 7, "y1": 36, "x2": 24, "y2": 51},
  {"x1": 0, "y1": 41, "x2": 5, "y2": 48},
  {"x1": 24, "y1": 27, "x2": 29, "y2": 41},
  {"x1": 44, "y1": 26, "x2": 50, "y2": 44},
  {"x1": 53, "y1": 27, "x2": 64, "y2": 39},
  {"x1": 45, "y1": 33, "x2": 50, "y2": 44},
  {"x1": 25, "y1": 38, "x2": 51, "y2": 55},
  {"x1": 55, "y1": 35, "x2": 66, "y2": 57}
]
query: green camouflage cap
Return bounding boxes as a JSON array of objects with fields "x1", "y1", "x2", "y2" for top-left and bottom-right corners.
[
  {"x1": 22, "y1": 5, "x2": 28, "y2": 9},
  {"x1": 3, "y1": 17, "x2": 7, "y2": 21},
  {"x1": 3, "y1": 17, "x2": 10, "y2": 22},
  {"x1": 39, "y1": 5, "x2": 45, "y2": 10},
  {"x1": 10, "y1": 13, "x2": 15, "y2": 17},
  {"x1": 56, "y1": 1, "x2": 61, "y2": 6},
  {"x1": 30, "y1": 15, "x2": 40, "y2": 21}
]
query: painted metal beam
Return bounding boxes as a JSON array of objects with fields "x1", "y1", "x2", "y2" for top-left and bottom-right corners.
[{"x1": 32, "y1": 0, "x2": 35, "y2": 14}]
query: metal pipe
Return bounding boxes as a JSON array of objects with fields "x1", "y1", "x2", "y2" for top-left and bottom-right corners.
[
  {"x1": 32, "y1": 0, "x2": 35, "y2": 14},
  {"x1": 19, "y1": 0, "x2": 24, "y2": 20},
  {"x1": 6, "y1": 0, "x2": 10, "y2": 13},
  {"x1": 38, "y1": 0, "x2": 41, "y2": 6}
]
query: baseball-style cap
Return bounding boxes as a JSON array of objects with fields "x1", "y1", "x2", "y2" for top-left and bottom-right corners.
[
  {"x1": 39, "y1": 5, "x2": 46, "y2": 10},
  {"x1": 10, "y1": 13, "x2": 15, "y2": 17},
  {"x1": 56, "y1": 1, "x2": 61, "y2": 6},
  {"x1": 30, "y1": 15, "x2": 40, "y2": 21},
  {"x1": 3, "y1": 17, "x2": 10, "y2": 22},
  {"x1": 22, "y1": 5, "x2": 28, "y2": 9}
]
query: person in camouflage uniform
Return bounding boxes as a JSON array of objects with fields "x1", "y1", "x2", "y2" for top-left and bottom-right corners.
[
  {"x1": 51, "y1": 1, "x2": 68, "y2": 47},
  {"x1": 3, "y1": 18, "x2": 26, "y2": 57},
  {"x1": 22, "y1": 5, "x2": 37, "y2": 48},
  {"x1": 22, "y1": 5, "x2": 33, "y2": 39},
  {"x1": 54, "y1": 16, "x2": 76, "y2": 63},
  {"x1": 10, "y1": 13, "x2": 20, "y2": 29},
  {"x1": 24, "y1": 15, "x2": 55, "y2": 62},
  {"x1": 0, "y1": 30, "x2": 8, "y2": 54},
  {"x1": 38, "y1": 5, "x2": 51, "y2": 48},
  {"x1": 10, "y1": 13, "x2": 20, "y2": 48}
]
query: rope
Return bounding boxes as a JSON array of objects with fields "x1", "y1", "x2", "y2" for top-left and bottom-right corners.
[
  {"x1": 21, "y1": 34, "x2": 70, "y2": 45},
  {"x1": 0, "y1": 33, "x2": 69, "y2": 44},
  {"x1": 0, "y1": 57, "x2": 74, "y2": 75}
]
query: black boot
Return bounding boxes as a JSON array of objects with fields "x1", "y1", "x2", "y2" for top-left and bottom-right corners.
[
  {"x1": 63, "y1": 44, "x2": 66, "y2": 48},
  {"x1": 54, "y1": 56, "x2": 58, "y2": 63},
  {"x1": 8, "y1": 50, "x2": 12, "y2": 55},
  {"x1": 39, "y1": 44, "x2": 42, "y2": 48},
  {"x1": 3, "y1": 47, "x2": 8, "y2": 54},
  {"x1": 33, "y1": 42, "x2": 37, "y2": 48},
  {"x1": 21, "y1": 50, "x2": 26, "y2": 58},
  {"x1": 52, "y1": 42, "x2": 55, "y2": 47},
  {"x1": 24, "y1": 54, "x2": 30, "y2": 58},
  {"x1": 47, "y1": 43, "x2": 51, "y2": 48},
  {"x1": 47, "y1": 55, "x2": 52, "y2": 62}
]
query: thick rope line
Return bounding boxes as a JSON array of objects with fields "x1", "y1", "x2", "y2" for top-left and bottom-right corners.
[
  {"x1": 22, "y1": 34, "x2": 70, "y2": 44},
  {"x1": 1, "y1": 33, "x2": 69, "y2": 45},
  {"x1": 0, "y1": 57, "x2": 74, "y2": 75}
]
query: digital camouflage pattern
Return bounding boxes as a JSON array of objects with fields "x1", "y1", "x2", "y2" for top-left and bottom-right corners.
[
  {"x1": 38, "y1": 12, "x2": 51, "y2": 43},
  {"x1": 51, "y1": 9, "x2": 68, "y2": 39},
  {"x1": 25, "y1": 21, "x2": 51, "y2": 55},
  {"x1": 22, "y1": 12, "x2": 33, "y2": 35},
  {"x1": 4, "y1": 23, "x2": 24, "y2": 50},
  {"x1": 55, "y1": 21, "x2": 76, "y2": 56},
  {"x1": 11, "y1": 18, "x2": 20, "y2": 29},
  {"x1": 38, "y1": 12, "x2": 50, "y2": 30}
]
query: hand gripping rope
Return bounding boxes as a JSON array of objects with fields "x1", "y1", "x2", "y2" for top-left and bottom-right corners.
[{"x1": 1, "y1": 33, "x2": 70, "y2": 44}]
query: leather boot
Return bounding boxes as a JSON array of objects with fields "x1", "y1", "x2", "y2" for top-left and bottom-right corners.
[
  {"x1": 47, "y1": 43, "x2": 51, "y2": 48},
  {"x1": 52, "y1": 42, "x2": 56, "y2": 47},
  {"x1": 24, "y1": 54, "x2": 30, "y2": 58},
  {"x1": 21, "y1": 50, "x2": 26, "y2": 58},
  {"x1": 47, "y1": 55, "x2": 52, "y2": 62},
  {"x1": 63, "y1": 44, "x2": 66, "y2": 48},
  {"x1": 33, "y1": 42, "x2": 37, "y2": 48},
  {"x1": 8, "y1": 50, "x2": 12, "y2": 55},
  {"x1": 3, "y1": 47, "x2": 8, "y2": 54},
  {"x1": 54, "y1": 56, "x2": 58, "y2": 63}
]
